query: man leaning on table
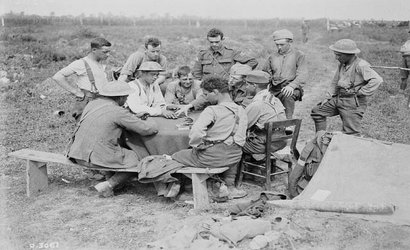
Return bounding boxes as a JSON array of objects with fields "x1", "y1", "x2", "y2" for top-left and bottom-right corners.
[
  {"x1": 125, "y1": 61, "x2": 178, "y2": 119},
  {"x1": 67, "y1": 81, "x2": 159, "y2": 197}
]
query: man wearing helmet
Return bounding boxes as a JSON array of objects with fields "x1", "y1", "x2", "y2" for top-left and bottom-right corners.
[
  {"x1": 262, "y1": 29, "x2": 308, "y2": 119},
  {"x1": 311, "y1": 39, "x2": 383, "y2": 135}
]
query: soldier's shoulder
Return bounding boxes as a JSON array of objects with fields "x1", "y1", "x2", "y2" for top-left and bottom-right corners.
[{"x1": 357, "y1": 58, "x2": 370, "y2": 67}]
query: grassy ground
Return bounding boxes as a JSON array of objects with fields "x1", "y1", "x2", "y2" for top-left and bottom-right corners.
[{"x1": 1, "y1": 22, "x2": 410, "y2": 249}]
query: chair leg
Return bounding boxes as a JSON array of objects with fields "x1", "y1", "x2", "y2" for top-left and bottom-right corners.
[{"x1": 236, "y1": 156, "x2": 245, "y2": 188}]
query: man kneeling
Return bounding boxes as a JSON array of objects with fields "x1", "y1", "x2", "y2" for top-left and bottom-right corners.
[{"x1": 67, "y1": 81, "x2": 159, "y2": 197}]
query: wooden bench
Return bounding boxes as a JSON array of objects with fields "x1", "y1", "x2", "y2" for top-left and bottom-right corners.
[{"x1": 8, "y1": 149, "x2": 228, "y2": 209}]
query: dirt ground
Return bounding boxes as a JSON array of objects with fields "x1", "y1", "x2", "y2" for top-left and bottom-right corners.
[{"x1": 2, "y1": 29, "x2": 410, "y2": 250}]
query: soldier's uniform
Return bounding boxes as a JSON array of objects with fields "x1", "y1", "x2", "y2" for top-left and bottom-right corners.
[
  {"x1": 262, "y1": 29, "x2": 308, "y2": 119},
  {"x1": 399, "y1": 40, "x2": 410, "y2": 91},
  {"x1": 192, "y1": 46, "x2": 258, "y2": 80},
  {"x1": 242, "y1": 71, "x2": 287, "y2": 155},
  {"x1": 311, "y1": 39, "x2": 383, "y2": 135}
]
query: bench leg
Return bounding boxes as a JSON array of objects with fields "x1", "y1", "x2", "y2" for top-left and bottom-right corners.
[
  {"x1": 26, "y1": 160, "x2": 48, "y2": 197},
  {"x1": 191, "y1": 173, "x2": 210, "y2": 210}
]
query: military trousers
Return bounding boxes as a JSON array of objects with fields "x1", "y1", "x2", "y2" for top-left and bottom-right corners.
[
  {"x1": 271, "y1": 88, "x2": 303, "y2": 119},
  {"x1": 311, "y1": 95, "x2": 367, "y2": 135}
]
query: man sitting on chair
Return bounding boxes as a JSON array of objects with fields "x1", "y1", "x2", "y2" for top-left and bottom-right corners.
[{"x1": 242, "y1": 70, "x2": 287, "y2": 157}]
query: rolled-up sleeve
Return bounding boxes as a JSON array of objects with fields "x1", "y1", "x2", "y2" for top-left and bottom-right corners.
[
  {"x1": 120, "y1": 52, "x2": 143, "y2": 76},
  {"x1": 189, "y1": 107, "x2": 214, "y2": 147},
  {"x1": 233, "y1": 50, "x2": 258, "y2": 69},
  {"x1": 117, "y1": 109, "x2": 159, "y2": 136}
]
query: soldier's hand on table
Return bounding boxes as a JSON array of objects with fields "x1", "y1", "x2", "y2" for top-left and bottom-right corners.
[
  {"x1": 281, "y1": 86, "x2": 294, "y2": 97},
  {"x1": 162, "y1": 110, "x2": 178, "y2": 119},
  {"x1": 175, "y1": 104, "x2": 193, "y2": 117}
]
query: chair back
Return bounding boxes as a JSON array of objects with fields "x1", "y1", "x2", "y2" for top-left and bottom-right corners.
[{"x1": 264, "y1": 119, "x2": 302, "y2": 157}]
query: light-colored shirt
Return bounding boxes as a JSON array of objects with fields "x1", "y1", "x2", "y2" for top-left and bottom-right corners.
[
  {"x1": 329, "y1": 57, "x2": 383, "y2": 96},
  {"x1": 262, "y1": 48, "x2": 308, "y2": 89},
  {"x1": 56, "y1": 56, "x2": 109, "y2": 92},
  {"x1": 120, "y1": 50, "x2": 167, "y2": 78},
  {"x1": 126, "y1": 79, "x2": 166, "y2": 116},
  {"x1": 164, "y1": 79, "x2": 203, "y2": 105},
  {"x1": 246, "y1": 89, "x2": 286, "y2": 130},
  {"x1": 189, "y1": 102, "x2": 247, "y2": 147}
]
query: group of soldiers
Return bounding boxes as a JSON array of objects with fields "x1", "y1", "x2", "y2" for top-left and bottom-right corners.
[{"x1": 52, "y1": 27, "x2": 385, "y2": 198}]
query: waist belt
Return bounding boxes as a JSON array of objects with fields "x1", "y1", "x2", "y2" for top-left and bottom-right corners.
[{"x1": 336, "y1": 88, "x2": 356, "y2": 97}]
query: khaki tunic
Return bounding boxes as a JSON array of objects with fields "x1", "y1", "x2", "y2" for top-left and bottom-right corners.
[
  {"x1": 192, "y1": 46, "x2": 258, "y2": 80},
  {"x1": 67, "y1": 98, "x2": 158, "y2": 168}
]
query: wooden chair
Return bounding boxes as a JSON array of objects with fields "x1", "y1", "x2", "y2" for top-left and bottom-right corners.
[{"x1": 237, "y1": 119, "x2": 302, "y2": 190}]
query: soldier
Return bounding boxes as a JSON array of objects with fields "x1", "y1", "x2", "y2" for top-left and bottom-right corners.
[
  {"x1": 242, "y1": 70, "x2": 287, "y2": 156},
  {"x1": 118, "y1": 37, "x2": 167, "y2": 85},
  {"x1": 262, "y1": 29, "x2": 308, "y2": 119},
  {"x1": 67, "y1": 81, "x2": 159, "y2": 197},
  {"x1": 192, "y1": 28, "x2": 258, "y2": 80},
  {"x1": 125, "y1": 62, "x2": 177, "y2": 119},
  {"x1": 311, "y1": 39, "x2": 383, "y2": 135},
  {"x1": 228, "y1": 63, "x2": 253, "y2": 107},
  {"x1": 165, "y1": 66, "x2": 207, "y2": 115},
  {"x1": 400, "y1": 40, "x2": 410, "y2": 107},
  {"x1": 172, "y1": 76, "x2": 248, "y2": 199},
  {"x1": 52, "y1": 37, "x2": 112, "y2": 120},
  {"x1": 301, "y1": 19, "x2": 310, "y2": 43}
]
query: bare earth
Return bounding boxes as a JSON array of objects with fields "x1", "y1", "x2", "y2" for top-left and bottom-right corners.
[{"x1": 1, "y1": 31, "x2": 410, "y2": 250}]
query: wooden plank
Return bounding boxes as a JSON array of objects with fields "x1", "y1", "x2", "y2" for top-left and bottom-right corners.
[
  {"x1": 176, "y1": 167, "x2": 228, "y2": 174},
  {"x1": 191, "y1": 173, "x2": 209, "y2": 210},
  {"x1": 9, "y1": 149, "x2": 138, "y2": 172},
  {"x1": 26, "y1": 160, "x2": 48, "y2": 197}
]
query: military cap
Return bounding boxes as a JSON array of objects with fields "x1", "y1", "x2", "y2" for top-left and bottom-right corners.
[
  {"x1": 246, "y1": 70, "x2": 271, "y2": 84},
  {"x1": 400, "y1": 40, "x2": 410, "y2": 55},
  {"x1": 99, "y1": 80, "x2": 135, "y2": 96},
  {"x1": 138, "y1": 61, "x2": 164, "y2": 71},
  {"x1": 329, "y1": 39, "x2": 360, "y2": 54},
  {"x1": 272, "y1": 29, "x2": 294, "y2": 41},
  {"x1": 229, "y1": 63, "x2": 252, "y2": 75}
]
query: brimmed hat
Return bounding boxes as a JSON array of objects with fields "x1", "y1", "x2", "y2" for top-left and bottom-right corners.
[
  {"x1": 229, "y1": 63, "x2": 252, "y2": 75},
  {"x1": 329, "y1": 39, "x2": 361, "y2": 54},
  {"x1": 138, "y1": 61, "x2": 164, "y2": 71},
  {"x1": 400, "y1": 40, "x2": 410, "y2": 55},
  {"x1": 99, "y1": 81, "x2": 135, "y2": 96},
  {"x1": 246, "y1": 70, "x2": 271, "y2": 84},
  {"x1": 272, "y1": 29, "x2": 294, "y2": 41}
]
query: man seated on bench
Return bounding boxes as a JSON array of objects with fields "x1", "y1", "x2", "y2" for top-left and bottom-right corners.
[
  {"x1": 171, "y1": 76, "x2": 248, "y2": 199},
  {"x1": 66, "y1": 80, "x2": 159, "y2": 197},
  {"x1": 242, "y1": 70, "x2": 287, "y2": 159}
]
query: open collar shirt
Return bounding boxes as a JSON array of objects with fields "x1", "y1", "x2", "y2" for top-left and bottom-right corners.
[
  {"x1": 126, "y1": 79, "x2": 166, "y2": 116},
  {"x1": 262, "y1": 48, "x2": 308, "y2": 89}
]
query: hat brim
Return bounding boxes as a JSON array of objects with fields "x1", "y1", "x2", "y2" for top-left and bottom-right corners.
[
  {"x1": 99, "y1": 88, "x2": 135, "y2": 97},
  {"x1": 138, "y1": 69, "x2": 165, "y2": 72},
  {"x1": 329, "y1": 45, "x2": 360, "y2": 54}
]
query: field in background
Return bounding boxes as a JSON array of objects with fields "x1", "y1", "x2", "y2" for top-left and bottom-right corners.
[{"x1": 1, "y1": 20, "x2": 410, "y2": 249}]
